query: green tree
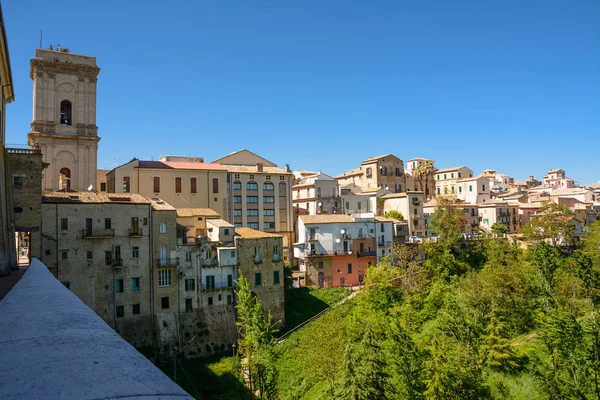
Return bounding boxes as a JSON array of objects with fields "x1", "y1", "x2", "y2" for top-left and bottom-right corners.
[
  {"x1": 386, "y1": 321, "x2": 425, "y2": 400},
  {"x1": 337, "y1": 343, "x2": 363, "y2": 400},
  {"x1": 528, "y1": 242, "x2": 563, "y2": 297},
  {"x1": 355, "y1": 324, "x2": 390, "y2": 400},
  {"x1": 384, "y1": 209, "x2": 404, "y2": 221},
  {"x1": 235, "y1": 274, "x2": 278, "y2": 399},
  {"x1": 521, "y1": 201, "x2": 575, "y2": 245},
  {"x1": 490, "y1": 222, "x2": 509, "y2": 236},
  {"x1": 484, "y1": 310, "x2": 520, "y2": 372},
  {"x1": 430, "y1": 197, "x2": 467, "y2": 248}
]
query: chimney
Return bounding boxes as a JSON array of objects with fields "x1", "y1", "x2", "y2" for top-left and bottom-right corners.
[
  {"x1": 528, "y1": 175, "x2": 534, "y2": 181},
  {"x1": 257, "y1": 163, "x2": 263, "y2": 172},
  {"x1": 285, "y1": 164, "x2": 291, "y2": 173}
]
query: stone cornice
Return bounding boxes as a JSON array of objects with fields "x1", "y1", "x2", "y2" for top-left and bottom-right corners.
[
  {"x1": 30, "y1": 58, "x2": 100, "y2": 80},
  {"x1": 28, "y1": 131, "x2": 101, "y2": 144}
]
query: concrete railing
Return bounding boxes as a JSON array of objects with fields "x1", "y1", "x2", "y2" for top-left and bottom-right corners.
[{"x1": 0, "y1": 258, "x2": 193, "y2": 400}]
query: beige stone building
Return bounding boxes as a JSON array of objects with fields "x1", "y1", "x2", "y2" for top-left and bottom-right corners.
[
  {"x1": 456, "y1": 175, "x2": 491, "y2": 205},
  {"x1": 27, "y1": 47, "x2": 100, "y2": 192},
  {"x1": 212, "y1": 150, "x2": 294, "y2": 262},
  {"x1": 336, "y1": 154, "x2": 409, "y2": 194},
  {"x1": 0, "y1": 9, "x2": 17, "y2": 275},
  {"x1": 435, "y1": 166, "x2": 474, "y2": 196},
  {"x1": 381, "y1": 192, "x2": 425, "y2": 237},
  {"x1": 105, "y1": 156, "x2": 229, "y2": 216},
  {"x1": 478, "y1": 201, "x2": 520, "y2": 234},
  {"x1": 235, "y1": 227, "x2": 285, "y2": 325}
]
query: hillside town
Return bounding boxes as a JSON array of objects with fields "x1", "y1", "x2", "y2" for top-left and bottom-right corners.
[{"x1": 1, "y1": 45, "x2": 599, "y2": 364}]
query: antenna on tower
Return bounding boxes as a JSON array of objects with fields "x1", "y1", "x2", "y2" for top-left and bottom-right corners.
[{"x1": 39, "y1": 30, "x2": 42, "y2": 49}]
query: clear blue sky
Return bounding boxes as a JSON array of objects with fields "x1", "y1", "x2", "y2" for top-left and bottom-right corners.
[{"x1": 3, "y1": 0, "x2": 599, "y2": 184}]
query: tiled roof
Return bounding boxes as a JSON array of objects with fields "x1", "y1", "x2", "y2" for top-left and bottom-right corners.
[
  {"x1": 550, "y1": 188, "x2": 591, "y2": 196},
  {"x1": 406, "y1": 157, "x2": 431, "y2": 161},
  {"x1": 457, "y1": 174, "x2": 486, "y2": 183},
  {"x1": 176, "y1": 208, "x2": 221, "y2": 217},
  {"x1": 435, "y1": 166, "x2": 468, "y2": 173},
  {"x1": 43, "y1": 191, "x2": 151, "y2": 204},
  {"x1": 375, "y1": 216, "x2": 397, "y2": 222},
  {"x1": 206, "y1": 218, "x2": 234, "y2": 228},
  {"x1": 224, "y1": 165, "x2": 291, "y2": 174},
  {"x1": 361, "y1": 154, "x2": 395, "y2": 164},
  {"x1": 519, "y1": 202, "x2": 546, "y2": 208},
  {"x1": 137, "y1": 160, "x2": 227, "y2": 171},
  {"x1": 300, "y1": 214, "x2": 354, "y2": 224},
  {"x1": 589, "y1": 182, "x2": 600, "y2": 189},
  {"x1": 148, "y1": 198, "x2": 176, "y2": 211},
  {"x1": 335, "y1": 167, "x2": 362, "y2": 179},
  {"x1": 235, "y1": 227, "x2": 283, "y2": 239},
  {"x1": 381, "y1": 193, "x2": 408, "y2": 199}
]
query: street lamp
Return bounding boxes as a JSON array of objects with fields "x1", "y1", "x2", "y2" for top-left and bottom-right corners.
[{"x1": 232, "y1": 343, "x2": 237, "y2": 357}]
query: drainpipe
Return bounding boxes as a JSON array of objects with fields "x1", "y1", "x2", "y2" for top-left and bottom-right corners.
[
  {"x1": 55, "y1": 203, "x2": 59, "y2": 279},
  {"x1": 113, "y1": 266, "x2": 117, "y2": 330},
  {"x1": 176, "y1": 262, "x2": 182, "y2": 358},
  {"x1": 149, "y1": 204, "x2": 157, "y2": 356}
]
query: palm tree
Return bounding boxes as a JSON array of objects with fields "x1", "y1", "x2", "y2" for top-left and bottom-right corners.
[{"x1": 413, "y1": 160, "x2": 436, "y2": 198}]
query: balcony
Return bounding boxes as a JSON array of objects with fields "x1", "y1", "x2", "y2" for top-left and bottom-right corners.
[
  {"x1": 308, "y1": 235, "x2": 318, "y2": 241},
  {"x1": 202, "y1": 282, "x2": 234, "y2": 291},
  {"x1": 357, "y1": 250, "x2": 377, "y2": 257},
  {"x1": 202, "y1": 258, "x2": 218, "y2": 267},
  {"x1": 272, "y1": 254, "x2": 282, "y2": 262},
  {"x1": 128, "y1": 228, "x2": 143, "y2": 237},
  {"x1": 82, "y1": 229, "x2": 114, "y2": 239},
  {"x1": 254, "y1": 255, "x2": 263, "y2": 264},
  {"x1": 306, "y1": 249, "x2": 353, "y2": 257},
  {"x1": 378, "y1": 241, "x2": 392, "y2": 248},
  {"x1": 112, "y1": 258, "x2": 124, "y2": 268},
  {"x1": 0, "y1": 259, "x2": 193, "y2": 399},
  {"x1": 155, "y1": 257, "x2": 179, "y2": 268}
]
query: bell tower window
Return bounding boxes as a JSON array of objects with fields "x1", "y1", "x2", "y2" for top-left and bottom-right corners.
[
  {"x1": 59, "y1": 168, "x2": 71, "y2": 191},
  {"x1": 60, "y1": 100, "x2": 72, "y2": 125}
]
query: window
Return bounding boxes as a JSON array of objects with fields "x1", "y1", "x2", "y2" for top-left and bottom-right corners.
[
  {"x1": 469, "y1": 185, "x2": 473, "y2": 192},
  {"x1": 116, "y1": 306, "x2": 124, "y2": 318},
  {"x1": 205, "y1": 275, "x2": 215, "y2": 289},
  {"x1": 451, "y1": 173, "x2": 454, "y2": 178},
  {"x1": 395, "y1": 167, "x2": 401, "y2": 176},
  {"x1": 159, "y1": 270, "x2": 171, "y2": 287},
  {"x1": 102, "y1": 218, "x2": 111, "y2": 230},
  {"x1": 212, "y1": 178, "x2": 219, "y2": 193},
  {"x1": 264, "y1": 222, "x2": 275, "y2": 229},
  {"x1": 132, "y1": 304, "x2": 140, "y2": 315},
  {"x1": 100, "y1": 182, "x2": 106, "y2": 191},
  {"x1": 263, "y1": 182, "x2": 274, "y2": 190},
  {"x1": 266, "y1": 175, "x2": 271, "y2": 181},
  {"x1": 143, "y1": 218, "x2": 148, "y2": 226},
  {"x1": 234, "y1": 223, "x2": 242, "y2": 228},
  {"x1": 444, "y1": 174, "x2": 447, "y2": 179},
  {"x1": 255, "y1": 272, "x2": 262, "y2": 286},
  {"x1": 218, "y1": 294, "x2": 222, "y2": 302},
  {"x1": 348, "y1": 263, "x2": 352, "y2": 274},
  {"x1": 264, "y1": 209, "x2": 275, "y2": 216},
  {"x1": 345, "y1": 201, "x2": 350, "y2": 210},
  {"x1": 207, "y1": 296, "x2": 213, "y2": 306},
  {"x1": 175, "y1": 177, "x2": 182, "y2": 193},
  {"x1": 234, "y1": 174, "x2": 240, "y2": 179},
  {"x1": 227, "y1": 294, "x2": 233, "y2": 305},
  {"x1": 132, "y1": 278, "x2": 140, "y2": 292},
  {"x1": 233, "y1": 181, "x2": 242, "y2": 190},
  {"x1": 86, "y1": 250, "x2": 93, "y2": 260},
  {"x1": 185, "y1": 298, "x2": 193, "y2": 312},
  {"x1": 459, "y1": 186, "x2": 462, "y2": 193},
  {"x1": 224, "y1": 228, "x2": 229, "y2": 235},
  {"x1": 60, "y1": 250, "x2": 68, "y2": 260},
  {"x1": 358, "y1": 201, "x2": 362, "y2": 210},
  {"x1": 60, "y1": 100, "x2": 72, "y2": 125},
  {"x1": 234, "y1": 196, "x2": 242, "y2": 203},
  {"x1": 247, "y1": 182, "x2": 258, "y2": 190},
  {"x1": 115, "y1": 279, "x2": 124, "y2": 293},
  {"x1": 274, "y1": 270, "x2": 280, "y2": 284},
  {"x1": 318, "y1": 261, "x2": 324, "y2": 269},
  {"x1": 395, "y1": 184, "x2": 401, "y2": 193},
  {"x1": 105, "y1": 251, "x2": 112, "y2": 265},
  {"x1": 437, "y1": 187, "x2": 440, "y2": 195},
  {"x1": 160, "y1": 223, "x2": 167, "y2": 233},
  {"x1": 61, "y1": 218, "x2": 68, "y2": 230},
  {"x1": 161, "y1": 297, "x2": 170, "y2": 309},
  {"x1": 123, "y1": 177, "x2": 130, "y2": 192},
  {"x1": 248, "y1": 209, "x2": 259, "y2": 216},
  {"x1": 263, "y1": 196, "x2": 274, "y2": 203},
  {"x1": 248, "y1": 222, "x2": 259, "y2": 229},
  {"x1": 366, "y1": 167, "x2": 372, "y2": 177},
  {"x1": 190, "y1": 177, "x2": 197, "y2": 194},
  {"x1": 458, "y1": 172, "x2": 462, "y2": 178},
  {"x1": 280, "y1": 176, "x2": 285, "y2": 180},
  {"x1": 234, "y1": 209, "x2": 242, "y2": 217},
  {"x1": 185, "y1": 279, "x2": 195, "y2": 291},
  {"x1": 132, "y1": 246, "x2": 139, "y2": 258},
  {"x1": 247, "y1": 196, "x2": 258, "y2": 203},
  {"x1": 12, "y1": 175, "x2": 24, "y2": 187},
  {"x1": 185, "y1": 252, "x2": 192, "y2": 262},
  {"x1": 153, "y1": 177, "x2": 160, "y2": 193},
  {"x1": 227, "y1": 274, "x2": 233, "y2": 288},
  {"x1": 482, "y1": 184, "x2": 486, "y2": 191},
  {"x1": 317, "y1": 187, "x2": 321, "y2": 198}
]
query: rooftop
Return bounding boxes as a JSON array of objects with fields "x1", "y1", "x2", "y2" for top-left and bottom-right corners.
[
  {"x1": 335, "y1": 167, "x2": 362, "y2": 179},
  {"x1": 361, "y1": 154, "x2": 397, "y2": 164},
  {"x1": 224, "y1": 165, "x2": 292, "y2": 174},
  {"x1": 137, "y1": 160, "x2": 227, "y2": 171},
  {"x1": 436, "y1": 165, "x2": 468, "y2": 174},
  {"x1": 235, "y1": 227, "x2": 283, "y2": 239},
  {"x1": 176, "y1": 208, "x2": 221, "y2": 218},
  {"x1": 42, "y1": 191, "x2": 162, "y2": 206},
  {"x1": 207, "y1": 218, "x2": 234, "y2": 228}
]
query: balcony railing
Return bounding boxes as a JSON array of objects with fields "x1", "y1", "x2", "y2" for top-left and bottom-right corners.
[
  {"x1": 357, "y1": 250, "x2": 377, "y2": 257},
  {"x1": 0, "y1": 259, "x2": 193, "y2": 399},
  {"x1": 128, "y1": 228, "x2": 143, "y2": 237},
  {"x1": 272, "y1": 254, "x2": 282, "y2": 262},
  {"x1": 378, "y1": 241, "x2": 392, "y2": 247},
  {"x1": 82, "y1": 229, "x2": 114, "y2": 238},
  {"x1": 202, "y1": 282, "x2": 234, "y2": 291},
  {"x1": 6, "y1": 147, "x2": 41, "y2": 155},
  {"x1": 112, "y1": 258, "x2": 123, "y2": 267},
  {"x1": 254, "y1": 255, "x2": 263, "y2": 264},
  {"x1": 155, "y1": 257, "x2": 179, "y2": 267},
  {"x1": 218, "y1": 258, "x2": 238, "y2": 267},
  {"x1": 202, "y1": 258, "x2": 218, "y2": 267},
  {"x1": 307, "y1": 248, "x2": 353, "y2": 257}
]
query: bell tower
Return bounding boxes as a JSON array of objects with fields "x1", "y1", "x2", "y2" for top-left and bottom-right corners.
[{"x1": 27, "y1": 47, "x2": 100, "y2": 192}]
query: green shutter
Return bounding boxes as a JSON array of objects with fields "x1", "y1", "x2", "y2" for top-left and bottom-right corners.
[
  {"x1": 274, "y1": 270, "x2": 280, "y2": 284},
  {"x1": 255, "y1": 272, "x2": 262, "y2": 286},
  {"x1": 227, "y1": 274, "x2": 233, "y2": 287}
]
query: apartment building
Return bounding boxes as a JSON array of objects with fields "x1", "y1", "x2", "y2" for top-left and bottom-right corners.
[
  {"x1": 543, "y1": 169, "x2": 575, "y2": 190},
  {"x1": 105, "y1": 156, "x2": 229, "y2": 216},
  {"x1": 381, "y1": 192, "x2": 425, "y2": 237},
  {"x1": 39, "y1": 192, "x2": 177, "y2": 348},
  {"x1": 212, "y1": 149, "x2": 294, "y2": 262},
  {"x1": 336, "y1": 154, "x2": 409, "y2": 193},
  {"x1": 435, "y1": 166, "x2": 474, "y2": 196},
  {"x1": 295, "y1": 214, "x2": 394, "y2": 288},
  {"x1": 456, "y1": 175, "x2": 491, "y2": 205},
  {"x1": 0, "y1": 9, "x2": 16, "y2": 275},
  {"x1": 235, "y1": 227, "x2": 285, "y2": 325},
  {"x1": 292, "y1": 171, "x2": 340, "y2": 215},
  {"x1": 478, "y1": 201, "x2": 519, "y2": 234},
  {"x1": 480, "y1": 169, "x2": 515, "y2": 193}
]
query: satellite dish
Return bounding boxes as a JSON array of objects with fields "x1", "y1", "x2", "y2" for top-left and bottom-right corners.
[
  {"x1": 335, "y1": 238, "x2": 341, "y2": 243},
  {"x1": 318, "y1": 202, "x2": 322, "y2": 207},
  {"x1": 340, "y1": 229, "x2": 345, "y2": 235},
  {"x1": 87, "y1": 184, "x2": 93, "y2": 191}
]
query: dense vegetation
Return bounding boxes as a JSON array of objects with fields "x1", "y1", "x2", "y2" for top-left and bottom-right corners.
[
  {"x1": 283, "y1": 286, "x2": 351, "y2": 330},
  {"x1": 234, "y1": 199, "x2": 600, "y2": 399}
]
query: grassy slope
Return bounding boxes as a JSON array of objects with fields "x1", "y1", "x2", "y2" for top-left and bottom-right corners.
[{"x1": 283, "y1": 286, "x2": 350, "y2": 331}]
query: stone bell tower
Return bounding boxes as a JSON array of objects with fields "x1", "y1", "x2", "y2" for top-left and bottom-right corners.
[{"x1": 27, "y1": 47, "x2": 100, "y2": 192}]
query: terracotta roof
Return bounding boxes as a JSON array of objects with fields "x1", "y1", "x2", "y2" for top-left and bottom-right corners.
[
  {"x1": 435, "y1": 166, "x2": 468, "y2": 173},
  {"x1": 235, "y1": 227, "x2": 283, "y2": 239},
  {"x1": 361, "y1": 154, "x2": 398, "y2": 164},
  {"x1": 148, "y1": 198, "x2": 176, "y2": 211},
  {"x1": 457, "y1": 174, "x2": 486, "y2": 183},
  {"x1": 206, "y1": 218, "x2": 234, "y2": 228},
  {"x1": 224, "y1": 165, "x2": 291, "y2": 174},
  {"x1": 375, "y1": 216, "x2": 396, "y2": 222},
  {"x1": 137, "y1": 160, "x2": 227, "y2": 171},
  {"x1": 550, "y1": 188, "x2": 591, "y2": 196},
  {"x1": 43, "y1": 191, "x2": 151, "y2": 204},
  {"x1": 589, "y1": 182, "x2": 600, "y2": 189},
  {"x1": 176, "y1": 208, "x2": 221, "y2": 217},
  {"x1": 300, "y1": 214, "x2": 354, "y2": 224},
  {"x1": 335, "y1": 167, "x2": 362, "y2": 179},
  {"x1": 381, "y1": 193, "x2": 408, "y2": 199},
  {"x1": 519, "y1": 202, "x2": 545, "y2": 208},
  {"x1": 548, "y1": 169, "x2": 564, "y2": 174},
  {"x1": 407, "y1": 157, "x2": 431, "y2": 161}
]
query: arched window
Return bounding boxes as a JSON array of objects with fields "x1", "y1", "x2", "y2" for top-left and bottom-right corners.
[
  {"x1": 60, "y1": 100, "x2": 72, "y2": 125},
  {"x1": 246, "y1": 181, "x2": 258, "y2": 191},
  {"x1": 59, "y1": 168, "x2": 71, "y2": 191},
  {"x1": 263, "y1": 182, "x2": 274, "y2": 191}
]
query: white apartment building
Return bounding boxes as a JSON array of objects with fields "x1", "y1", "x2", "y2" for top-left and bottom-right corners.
[
  {"x1": 292, "y1": 172, "x2": 341, "y2": 215},
  {"x1": 435, "y1": 166, "x2": 474, "y2": 196},
  {"x1": 456, "y1": 175, "x2": 491, "y2": 205}
]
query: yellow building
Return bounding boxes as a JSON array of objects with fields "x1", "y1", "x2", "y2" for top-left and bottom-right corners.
[{"x1": 435, "y1": 166, "x2": 474, "y2": 196}]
